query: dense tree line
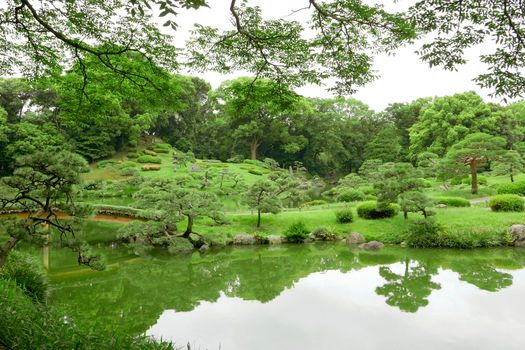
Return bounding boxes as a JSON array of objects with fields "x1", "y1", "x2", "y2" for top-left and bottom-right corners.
[{"x1": 1, "y1": 72, "x2": 525, "y2": 180}]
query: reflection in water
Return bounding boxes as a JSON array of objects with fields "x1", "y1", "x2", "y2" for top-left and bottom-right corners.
[
  {"x1": 47, "y1": 245, "x2": 525, "y2": 349},
  {"x1": 376, "y1": 258, "x2": 441, "y2": 312}
]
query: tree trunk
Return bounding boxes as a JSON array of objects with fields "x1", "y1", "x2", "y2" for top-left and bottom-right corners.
[
  {"x1": 403, "y1": 211, "x2": 408, "y2": 220},
  {"x1": 511, "y1": 168, "x2": 514, "y2": 183},
  {"x1": 0, "y1": 236, "x2": 20, "y2": 267},
  {"x1": 250, "y1": 139, "x2": 259, "y2": 160},
  {"x1": 183, "y1": 216, "x2": 193, "y2": 237},
  {"x1": 257, "y1": 209, "x2": 261, "y2": 228},
  {"x1": 470, "y1": 162, "x2": 478, "y2": 194},
  {"x1": 422, "y1": 209, "x2": 427, "y2": 218}
]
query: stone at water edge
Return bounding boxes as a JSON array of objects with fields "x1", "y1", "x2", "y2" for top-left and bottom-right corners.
[
  {"x1": 232, "y1": 234, "x2": 256, "y2": 245},
  {"x1": 436, "y1": 204, "x2": 447, "y2": 209},
  {"x1": 359, "y1": 241, "x2": 384, "y2": 251},
  {"x1": 199, "y1": 244, "x2": 210, "y2": 252},
  {"x1": 509, "y1": 224, "x2": 525, "y2": 247},
  {"x1": 400, "y1": 241, "x2": 408, "y2": 248},
  {"x1": 267, "y1": 235, "x2": 283, "y2": 245},
  {"x1": 346, "y1": 232, "x2": 365, "y2": 244}
]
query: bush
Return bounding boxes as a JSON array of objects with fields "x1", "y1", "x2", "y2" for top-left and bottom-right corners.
[
  {"x1": 120, "y1": 167, "x2": 139, "y2": 176},
  {"x1": 0, "y1": 251, "x2": 48, "y2": 302},
  {"x1": 137, "y1": 155, "x2": 162, "y2": 164},
  {"x1": 488, "y1": 194, "x2": 525, "y2": 212},
  {"x1": 436, "y1": 197, "x2": 471, "y2": 207},
  {"x1": 118, "y1": 161, "x2": 136, "y2": 169},
  {"x1": 462, "y1": 175, "x2": 488, "y2": 186},
  {"x1": 358, "y1": 186, "x2": 377, "y2": 195},
  {"x1": 142, "y1": 149, "x2": 158, "y2": 156},
  {"x1": 127, "y1": 151, "x2": 139, "y2": 159},
  {"x1": 311, "y1": 227, "x2": 337, "y2": 241},
  {"x1": 450, "y1": 177, "x2": 464, "y2": 185},
  {"x1": 420, "y1": 178, "x2": 433, "y2": 188},
  {"x1": 335, "y1": 208, "x2": 354, "y2": 223},
  {"x1": 248, "y1": 169, "x2": 263, "y2": 176},
  {"x1": 284, "y1": 221, "x2": 310, "y2": 243},
  {"x1": 357, "y1": 201, "x2": 399, "y2": 219},
  {"x1": 337, "y1": 189, "x2": 365, "y2": 202},
  {"x1": 300, "y1": 199, "x2": 327, "y2": 207},
  {"x1": 227, "y1": 155, "x2": 244, "y2": 163},
  {"x1": 153, "y1": 147, "x2": 170, "y2": 154},
  {"x1": 405, "y1": 218, "x2": 442, "y2": 248},
  {"x1": 141, "y1": 165, "x2": 161, "y2": 171},
  {"x1": 97, "y1": 159, "x2": 117, "y2": 168},
  {"x1": 496, "y1": 181, "x2": 525, "y2": 195}
]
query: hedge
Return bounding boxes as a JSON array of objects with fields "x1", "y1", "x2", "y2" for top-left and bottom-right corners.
[
  {"x1": 137, "y1": 155, "x2": 162, "y2": 164},
  {"x1": 496, "y1": 181, "x2": 525, "y2": 195},
  {"x1": 488, "y1": 194, "x2": 525, "y2": 212},
  {"x1": 436, "y1": 197, "x2": 471, "y2": 207}
]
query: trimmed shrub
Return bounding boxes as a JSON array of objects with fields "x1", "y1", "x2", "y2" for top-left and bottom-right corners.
[
  {"x1": 358, "y1": 186, "x2": 377, "y2": 195},
  {"x1": 248, "y1": 169, "x2": 263, "y2": 176},
  {"x1": 97, "y1": 159, "x2": 117, "y2": 168},
  {"x1": 488, "y1": 194, "x2": 525, "y2": 212},
  {"x1": 335, "y1": 208, "x2": 354, "y2": 223},
  {"x1": 119, "y1": 161, "x2": 136, "y2": 169},
  {"x1": 357, "y1": 201, "x2": 399, "y2": 219},
  {"x1": 405, "y1": 218, "x2": 442, "y2": 248},
  {"x1": 364, "y1": 194, "x2": 377, "y2": 200},
  {"x1": 227, "y1": 155, "x2": 244, "y2": 163},
  {"x1": 141, "y1": 165, "x2": 161, "y2": 171},
  {"x1": 462, "y1": 175, "x2": 488, "y2": 186},
  {"x1": 284, "y1": 221, "x2": 310, "y2": 243},
  {"x1": 496, "y1": 181, "x2": 525, "y2": 195},
  {"x1": 137, "y1": 155, "x2": 162, "y2": 164},
  {"x1": 450, "y1": 177, "x2": 464, "y2": 185},
  {"x1": 436, "y1": 197, "x2": 471, "y2": 207},
  {"x1": 0, "y1": 251, "x2": 48, "y2": 302},
  {"x1": 300, "y1": 199, "x2": 327, "y2": 207},
  {"x1": 120, "y1": 167, "x2": 139, "y2": 176},
  {"x1": 420, "y1": 178, "x2": 433, "y2": 188},
  {"x1": 127, "y1": 151, "x2": 139, "y2": 159},
  {"x1": 337, "y1": 189, "x2": 365, "y2": 202},
  {"x1": 311, "y1": 227, "x2": 337, "y2": 241},
  {"x1": 142, "y1": 149, "x2": 158, "y2": 156},
  {"x1": 153, "y1": 147, "x2": 170, "y2": 154}
]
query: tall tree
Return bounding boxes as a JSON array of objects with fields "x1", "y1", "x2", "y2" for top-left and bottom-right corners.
[{"x1": 364, "y1": 124, "x2": 402, "y2": 163}]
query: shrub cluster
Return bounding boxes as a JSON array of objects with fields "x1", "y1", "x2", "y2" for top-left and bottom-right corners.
[
  {"x1": 141, "y1": 165, "x2": 161, "y2": 171},
  {"x1": 488, "y1": 194, "x2": 525, "y2": 212},
  {"x1": 248, "y1": 169, "x2": 263, "y2": 176},
  {"x1": 405, "y1": 219, "x2": 442, "y2": 248},
  {"x1": 137, "y1": 155, "x2": 162, "y2": 164},
  {"x1": 120, "y1": 167, "x2": 139, "y2": 176},
  {"x1": 152, "y1": 143, "x2": 171, "y2": 153},
  {"x1": 142, "y1": 149, "x2": 158, "y2": 156},
  {"x1": 335, "y1": 208, "x2": 354, "y2": 223},
  {"x1": 300, "y1": 199, "x2": 327, "y2": 207},
  {"x1": 311, "y1": 227, "x2": 337, "y2": 241},
  {"x1": 284, "y1": 221, "x2": 310, "y2": 243},
  {"x1": 436, "y1": 197, "x2": 470, "y2": 207},
  {"x1": 357, "y1": 201, "x2": 399, "y2": 219},
  {"x1": 496, "y1": 181, "x2": 525, "y2": 195},
  {"x1": 97, "y1": 159, "x2": 117, "y2": 168},
  {"x1": 127, "y1": 151, "x2": 139, "y2": 159},
  {"x1": 337, "y1": 189, "x2": 365, "y2": 202}
]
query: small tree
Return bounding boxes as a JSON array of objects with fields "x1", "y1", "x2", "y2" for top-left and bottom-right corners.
[
  {"x1": 399, "y1": 191, "x2": 434, "y2": 219},
  {"x1": 374, "y1": 162, "x2": 424, "y2": 208},
  {"x1": 0, "y1": 150, "x2": 101, "y2": 269},
  {"x1": 244, "y1": 180, "x2": 282, "y2": 228},
  {"x1": 358, "y1": 159, "x2": 383, "y2": 183},
  {"x1": 444, "y1": 133, "x2": 506, "y2": 194},
  {"x1": 416, "y1": 152, "x2": 440, "y2": 178},
  {"x1": 492, "y1": 150, "x2": 524, "y2": 183}
]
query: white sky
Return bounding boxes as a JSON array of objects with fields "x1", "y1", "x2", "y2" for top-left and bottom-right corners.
[{"x1": 170, "y1": 0, "x2": 509, "y2": 112}]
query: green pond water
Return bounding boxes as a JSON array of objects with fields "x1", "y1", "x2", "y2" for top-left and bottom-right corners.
[{"x1": 45, "y1": 244, "x2": 525, "y2": 350}]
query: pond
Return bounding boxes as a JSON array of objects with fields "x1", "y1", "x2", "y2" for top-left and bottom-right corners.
[{"x1": 46, "y1": 244, "x2": 525, "y2": 350}]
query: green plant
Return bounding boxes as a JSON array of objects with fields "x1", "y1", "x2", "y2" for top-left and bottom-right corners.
[
  {"x1": 488, "y1": 194, "x2": 525, "y2": 212},
  {"x1": 137, "y1": 155, "x2": 162, "y2": 164},
  {"x1": 127, "y1": 151, "x2": 139, "y2": 159},
  {"x1": 143, "y1": 149, "x2": 158, "y2": 156},
  {"x1": 496, "y1": 181, "x2": 525, "y2": 195},
  {"x1": 337, "y1": 189, "x2": 365, "y2": 202},
  {"x1": 462, "y1": 175, "x2": 487, "y2": 186},
  {"x1": 118, "y1": 161, "x2": 136, "y2": 169},
  {"x1": 97, "y1": 159, "x2": 117, "y2": 168},
  {"x1": 405, "y1": 218, "x2": 442, "y2": 248},
  {"x1": 311, "y1": 226, "x2": 337, "y2": 241},
  {"x1": 335, "y1": 208, "x2": 354, "y2": 223},
  {"x1": 141, "y1": 165, "x2": 161, "y2": 171},
  {"x1": 436, "y1": 197, "x2": 471, "y2": 207},
  {"x1": 357, "y1": 201, "x2": 399, "y2": 219},
  {"x1": 0, "y1": 251, "x2": 47, "y2": 302},
  {"x1": 248, "y1": 169, "x2": 263, "y2": 176},
  {"x1": 300, "y1": 199, "x2": 327, "y2": 207},
  {"x1": 120, "y1": 167, "x2": 139, "y2": 176},
  {"x1": 283, "y1": 221, "x2": 310, "y2": 243}
]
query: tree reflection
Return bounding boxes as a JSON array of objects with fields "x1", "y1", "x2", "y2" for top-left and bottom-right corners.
[{"x1": 375, "y1": 257, "x2": 441, "y2": 313}]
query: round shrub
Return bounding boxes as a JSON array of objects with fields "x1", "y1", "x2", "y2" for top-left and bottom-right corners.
[
  {"x1": 335, "y1": 208, "x2": 354, "y2": 223},
  {"x1": 488, "y1": 194, "x2": 525, "y2": 212},
  {"x1": 141, "y1": 165, "x2": 161, "y2": 171},
  {"x1": 118, "y1": 161, "x2": 136, "y2": 169},
  {"x1": 248, "y1": 169, "x2": 263, "y2": 176},
  {"x1": 120, "y1": 167, "x2": 139, "y2": 176},
  {"x1": 284, "y1": 221, "x2": 310, "y2": 243},
  {"x1": 462, "y1": 175, "x2": 487, "y2": 186},
  {"x1": 450, "y1": 177, "x2": 464, "y2": 185},
  {"x1": 357, "y1": 201, "x2": 399, "y2": 219},
  {"x1": 420, "y1": 178, "x2": 433, "y2": 188},
  {"x1": 358, "y1": 186, "x2": 377, "y2": 195},
  {"x1": 436, "y1": 197, "x2": 470, "y2": 207},
  {"x1": 142, "y1": 149, "x2": 158, "y2": 156},
  {"x1": 153, "y1": 147, "x2": 170, "y2": 154},
  {"x1": 126, "y1": 151, "x2": 139, "y2": 159},
  {"x1": 337, "y1": 189, "x2": 365, "y2": 202},
  {"x1": 137, "y1": 155, "x2": 162, "y2": 164},
  {"x1": 496, "y1": 181, "x2": 525, "y2": 195},
  {"x1": 0, "y1": 251, "x2": 48, "y2": 302},
  {"x1": 311, "y1": 227, "x2": 337, "y2": 241}
]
